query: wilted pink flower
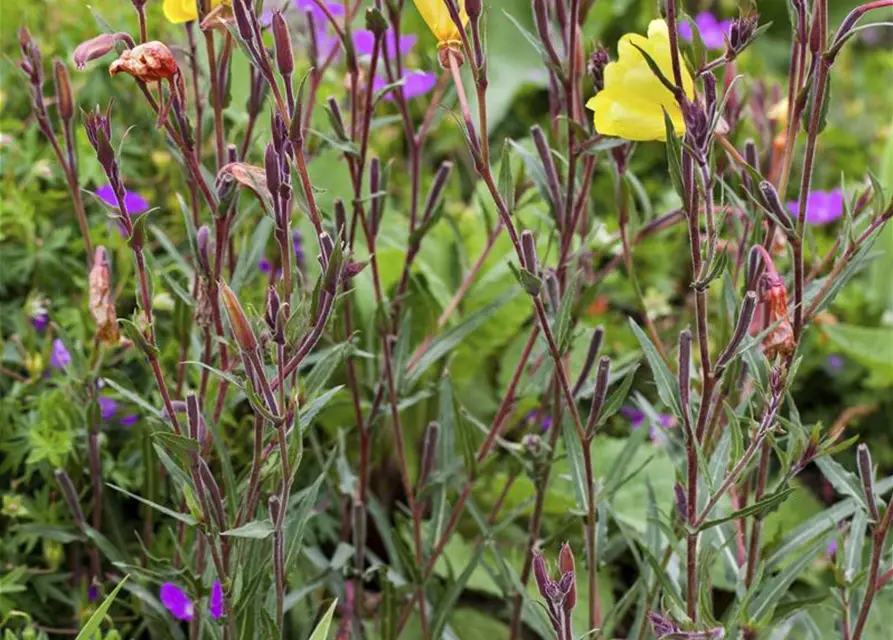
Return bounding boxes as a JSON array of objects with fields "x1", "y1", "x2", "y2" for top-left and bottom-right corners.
[
  {"x1": 73, "y1": 33, "x2": 133, "y2": 70},
  {"x1": 109, "y1": 41, "x2": 178, "y2": 82}
]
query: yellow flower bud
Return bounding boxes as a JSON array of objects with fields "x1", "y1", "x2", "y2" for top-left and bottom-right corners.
[
  {"x1": 586, "y1": 20, "x2": 695, "y2": 142},
  {"x1": 412, "y1": 0, "x2": 469, "y2": 50},
  {"x1": 163, "y1": 0, "x2": 227, "y2": 24}
]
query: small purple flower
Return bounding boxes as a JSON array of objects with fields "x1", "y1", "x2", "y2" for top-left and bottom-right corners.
[
  {"x1": 98, "y1": 396, "x2": 118, "y2": 421},
  {"x1": 120, "y1": 414, "x2": 139, "y2": 427},
  {"x1": 826, "y1": 354, "x2": 844, "y2": 374},
  {"x1": 372, "y1": 71, "x2": 438, "y2": 101},
  {"x1": 259, "y1": 257, "x2": 273, "y2": 273},
  {"x1": 32, "y1": 311, "x2": 50, "y2": 332},
  {"x1": 353, "y1": 29, "x2": 417, "y2": 59},
  {"x1": 787, "y1": 189, "x2": 844, "y2": 226},
  {"x1": 160, "y1": 583, "x2": 195, "y2": 621},
  {"x1": 95, "y1": 184, "x2": 149, "y2": 215},
  {"x1": 295, "y1": 0, "x2": 344, "y2": 19},
  {"x1": 209, "y1": 581, "x2": 223, "y2": 620},
  {"x1": 622, "y1": 407, "x2": 676, "y2": 443},
  {"x1": 827, "y1": 539, "x2": 837, "y2": 558},
  {"x1": 679, "y1": 12, "x2": 733, "y2": 50},
  {"x1": 619, "y1": 406, "x2": 645, "y2": 428},
  {"x1": 50, "y1": 339, "x2": 71, "y2": 369}
]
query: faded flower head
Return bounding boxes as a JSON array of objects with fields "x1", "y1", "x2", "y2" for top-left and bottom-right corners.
[
  {"x1": 109, "y1": 41, "x2": 178, "y2": 82},
  {"x1": 73, "y1": 33, "x2": 130, "y2": 71},
  {"x1": 586, "y1": 20, "x2": 695, "y2": 141},
  {"x1": 788, "y1": 189, "x2": 844, "y2": 226},
  {"x1": 88, "y1": 246, "x2": 120, "y2": 345},
  {"x1": 756, "y1": 272, "x2": 794, "y2": 361}
]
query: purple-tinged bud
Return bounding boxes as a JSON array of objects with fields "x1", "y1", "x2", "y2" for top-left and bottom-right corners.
[
  {"x1": 268, "y1": 494, "x2": 282, "y2": 524},
  {"x1": 857, "y1": 444, "x2": 879, "y2": 521},
  {"x1": 55, "y1": 469, "x2": 86, "y2": 527},
  {"x1": 198, "y1": 457, "x2": 226, "y2": 530},
  {"x1": 264, "y1": 143, "x2": 281, "y2": 199},
  {"x1": 532, "y1": 552, "x2": 550, "y2": 600},
  {"x1": 318, "y1": 232, "x2": 335, "y2": 273},
  {"x1": 520, "y1": 230, "x2": 538, "y2": 275},
  {"x1": 727, "y1": 15, "x2": 759, "y2": 55},
  {"x1": 744, "y1": 139, "x2": 759, "y2": 172},
  {"x1": 558, "y1": 543, "x2": 576, "y2": 611},
  {"x1": 418, "y1": 421, "x2": 440, "y2": 491},
  {"x1": 647, "y1": 611, "x2": 678, "y2": 638},
  {"x1": 220, "y1": 281, "x2": 259, "y2": 352},
  {"x1": 674, "y1": 482, "x2": 688, "y2": 522},
  {"x1": 271, "y1": 10, "x2": 294, "y2": 76},
  {"x1": 265, "y1": 286, "x2": 285, "y2": 345},
  {"x1": 584, "y1": 357, "x2": 610, "y2": 438},
  {"x1": 587, "y1": 45, "x2": 610, "y2": 93},
  {"x1": 196, "y1": 225, "x2": 211, "y2": 275},
  {"x1": 573, "y1": 327, "x2": 604, "y2": 396},
  {"x1": 465, "y1": 0, "x2": 481, "y2": 21},
  {"x1": 422, "y1": 161, "x2": 453, "y2": 223},
  {"x1": 326, "y1": 97, "x2": 347, "y2": 142},
  {"x1": 232, "y1": 0, "x2": 255, "y2": 41},
  {"x1": 716, "y1": 292, "x2": 757, "y2": 368},
  {"x1": 530, "y1": 125, "x2": 562, "y2": 213},
  {"x1": 53, "y1": 59, "x2": 73, "y2": 122},
  {"x1": 703, "y1": 72, "x2": 718, "y2": 122},
  {"x1": 305, "y1": 9, "x2": 320, "y2": 67},
  {"x1": 334, "y1": 199, "x2": 346, "y2": 241},
  {"x1": 185, "y1": 392, "x2": 203, "y2": 442},
  {"x1": 83, "y1": 104, "x2": 116, "y2": 173},
  {"x1": 759, "y1": 181, "x2": 795, "y2": 233}
]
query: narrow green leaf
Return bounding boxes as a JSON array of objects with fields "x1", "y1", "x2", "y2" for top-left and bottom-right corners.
[
  {"x1": 749, "y1": 535, "x2": 827, "y2": 621},
  {"x1": 75, "y1": 575, "x2": 129, "y2": 640},
  {"x1": 698, "y1": 487, "x2": 796, "y2": 532},
  {"x1": 431, "y1": 542, "x2": 486, "y2": 638},
  {"x1": 628, "y1": 319, "x2": 681, "y2": 417},
  {"x1": 106, "y1": 483, "x2": 197, "y2": 526},
  {"x1": 222, "y1": 519, "x2": 274, "y2": 539},
  {"x1": 308, "y1": 599, "x2": 338, "y2": 640},
  {"x1": 562, "y1": 415, "x2": 588, "y2": 511}
]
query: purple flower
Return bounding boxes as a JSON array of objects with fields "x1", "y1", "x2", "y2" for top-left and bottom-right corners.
[
  {"x1": 827, "y1": 539, "x2": 837, "y2": 557},
  {"x1": 679, "y1": 12, "x2": 733, "y2": 50},
  {"x1": 353, "y1": 29, "x2": 417, "y2": 58},
  {"x1": 295, "y1": 0, "x2": 344, "y2": 19},
  {"x1": 31, "y1": 311, "x2": 50, "y2": 332},
  {"x1": 209, "y1": 581, "x2": 223, "y2": 619},
  {"x1": 120, "y1": 414, "x2": 139, "y2": 427},
  {"x1": 372, "y1": 71, "x2": 438, "y2": 101},
  {"x1": 787, "y1": 189, "x2": 844, "y2": 226},
  {"x1": 98, "y1": 396, "x2": 118, "y2": 421},
  {"x1": 50, "y1": 339, "x2": 71, "y2": 369},
  {"x1": 95, "y1": 184, "x2": 149, "y2": 215},
  {"x1": 160, "y1": 583, "x2": 195, "y2": 621},
  {"x1": 619, "y1": 406, "x2": 645, "y2": 428},
  {"x1": 88, "y1": 584, "x2": 99, "y2": 601},
  {"x1": 259, "y1": 257, "x2": 273, "y2": 273},
  {"x1": 622, "y1": 407, "x2": 676, "y2": 443}
]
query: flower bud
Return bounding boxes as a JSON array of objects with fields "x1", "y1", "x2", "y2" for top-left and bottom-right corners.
[
  {"x1": 55, "y1": 469, "x2": 85, "y2": 527},
  {"x1": 53, "y1": 59, "x2": 73, "y2": 122},
  {"x1": 728, "y1": 15, "x2": 759, "y2": 55},
  {"x1": 759, "y1": 181, "x2": 794, "y2": 233},
  {"x1": 220, "y1": 281, "x2": 259, "y2": 352},
  {"x1": 532, "y1": 553, "x2": 550, "y2": 600},
  {"x1": 573, "y1": 327, "x2": 604, "y2": 396},
  {"x1": 674, "y1": 482, "x2": 688, "y2": 522},
  {"x1": 334, "y1": 199, "x2": 347, "y2": 241},
  {"x1": 72, "y1": 33, "x2": 129, "y2": 71},
  {"x1": 265, "y1": 286, "x2": 285, "y2": 345},
  {"x1": 83, "y1": 105, "x2": 115, "y2": 174},
  {"x1": 531, "y1": 0, "x2": 561, "y2": 68},
  {"x1": 196, "y1": 225, "x2": 211, "y2": 275},
  {"x1": 264, "y1": 143, "x2": 281, "y2": 200},
  {"x1": 584, "y1": 357, "x2": 611, "y2": 438},
  {"x1": 558, "y1": 543, "x2": 576, "y2": 611},
  {"x1": 422, "y1": 161, "x2": 453, "y2": 223},
  {"x1": 418, "y1": 421, "x2": 440, "y2": 491},
  {"x1": 587, "y1": 45, "x2": 610, "y2": 93},
  {"x1": 647, "y1": 611, "x2": 678, "y2": 638},
  {"x1": 716, "y1": 292, "x2": 757, "y2": 368},
  {"x1": 365, "y1": 6, "x2": 388, "y2": 37},
  {"x1": 271, "y1": 10, "x2": 294, "y2": 76},
  {"x1": 198, "y1": 457, "x2": 226, "y2": 529},
  {"x1": 268, "y1": 494, "x2": 282, "y2": 524},
  {"x1": 543, "y1": 270, "x2": 560, "y2": 313},
  {"x1": 520, "y1": 230, "x2": 538, "y2": 275},
  {"x1": 857, "y1": 443, "x2": 879, "y2": 521},
  {"x1": 109, "y1": 41, "x2": 178, "y2": 82}
]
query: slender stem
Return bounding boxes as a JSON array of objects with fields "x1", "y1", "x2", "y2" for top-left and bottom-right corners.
[
  {"x1": 850, "y1": 496, "x2": 893, "y2": 639},
  {"x1": 582, "y1": 437, "x2": 601, "y2": 631}
]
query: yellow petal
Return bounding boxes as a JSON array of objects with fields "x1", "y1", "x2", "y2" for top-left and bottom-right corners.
[
  {"x1": 412, "y1": 0, "x2": 469, "y2": 48},
  {"x1": 163, "y1": 0, "x2": 227, "y2": 24},
  {"x1": 163, "y1": 0, "x2": 198, "y2": 23},
  {"x1": 588, "y1": 90, "x2": 684, "y2": 142}
]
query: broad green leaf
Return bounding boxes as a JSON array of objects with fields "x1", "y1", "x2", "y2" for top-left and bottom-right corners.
[
  {"x1": 628, "y1": 319, "x2": 681, "y2": 417},
  {"x1": 221, "y1": 519, "x2": 274, "y2": 539}
]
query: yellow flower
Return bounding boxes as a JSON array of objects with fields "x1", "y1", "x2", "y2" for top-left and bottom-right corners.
[
  {"x1": 412, "y1": 0, "x2": 468, "y2": 49},
  {"x1": 163, "y1": 0, "x2": 227, "y2": 24},
  {"x1": 586, "y1": 20, "x2": 694, "y2": 142},
  {"x1": 768, "y1": 98, "x2": 789, "y2": 128}
]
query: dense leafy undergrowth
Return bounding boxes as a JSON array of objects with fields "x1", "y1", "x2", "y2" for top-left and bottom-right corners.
[{"x1": 1, "y1": 0, "x2": 893, "y2": 638}]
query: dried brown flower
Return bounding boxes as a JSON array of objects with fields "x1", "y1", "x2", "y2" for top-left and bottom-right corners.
[{"x1": 88, "y1": 246, "x2": 120, "y2": 344}]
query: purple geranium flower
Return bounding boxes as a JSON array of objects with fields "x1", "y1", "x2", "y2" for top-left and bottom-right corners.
[
  {"x1": 98, "y1": 396, "x2": 118, "y2": 421},
  {"x1": 621, "y1": 407, "x2": 676, "y2": 442},
  {"x1": 88, "y1": 584, "x2": 99, "y2": 601},
  {"x1": 209, "y1": 581, "x2": 223, "y2": 619},
  {"x1": 50, "y1": 339, "x2": 71, "y2": 369},
  {"x1": 679, "y1": 12, "x2": 733, "y2": 50},
  {"x1": 120, "y1": 414, "x2": 139, "y2": 427},
  {"x1": 372, "y1": 71, "x2": 438, "y2": 101},
  {"x1": 160, "y1": 583, "x2": 195, "y2": 621},
  {"x1": 259, "y1": 257, "x2": 273, "y2": 274},
  {"x1": 826, "y1": 354, "x2": 844, "y2": 374},
  {"x1": 32, "y1": 311, "x2": 50, "y2": 332},
  {"x1": 787, "y1": 189, "x2": 844, "y2": 226},
  {"x1": 160, "y1": 581, "x2": 223, "y2": 622},
  {"x1": 353, "y1": 29, "x2": 417, "y2": 58},
  {"x1": 95, "y1": 184, "x2": 149, "y2": 215},
  {"x1": 827, "y1": 539, "x2": 837, "y2": 558}
]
